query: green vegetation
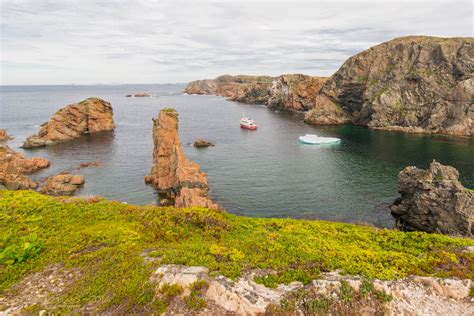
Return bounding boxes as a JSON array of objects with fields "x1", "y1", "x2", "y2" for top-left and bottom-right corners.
[
  {"x1": 184, "y1": 280, "x2": 208, "y2": 310},
  {"x1": 161, "y1": 107, "x2": 177, "y2": 113},
  {"x1": 0, "y1": 190, "x2": 473, "y2": 313}
]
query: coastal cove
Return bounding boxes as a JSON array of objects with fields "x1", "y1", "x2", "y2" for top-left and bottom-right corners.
[{"x1": 1, "y1": 84, "x2": 474, "y2": 227}]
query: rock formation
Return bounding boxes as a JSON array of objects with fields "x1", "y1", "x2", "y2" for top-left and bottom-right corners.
[
  {"x1": 39, "y1": 173, "x2": 85, "y2": 196},
  {"x1": 0, "y1": 145, "x2": 50, "y2": 190},
  {"x1": 193, "y1": 139, "x2": 214, "y2": 148},
  {"x1": 390, "y1": 161, "x2": 473, "y2": 237},
  {"x1": 126, "y1": 92, "x2": 150, "y2": 97},
  {"x1": 145, "y1": 108, "x2": 219, "y2": 210},
  {"x1": 268, "y1": 74, "x2": 327, "y2": 111},
  {"x1": 185, "y1": 74, "x2": 273, "y2": 104},
  {"x1": 0, "y1": 129, "x2": 13, "y2": 141},
  {"x1": 22, "y1": 98, "x2": 116, "y2": 148},
  {"x1": 185, "y1": 74, "x2": 327, "y2": 111},
  {"x1": 305, "y1": 36, "x2": 474, "y2": 136},
  {"x1": 148, "y1": 264, "x2": 473, "y2": 315}
]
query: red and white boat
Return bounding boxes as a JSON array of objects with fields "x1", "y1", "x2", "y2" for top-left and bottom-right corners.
[{"x1": 240, "y1": 117, "x2": 257, "y2": 130}]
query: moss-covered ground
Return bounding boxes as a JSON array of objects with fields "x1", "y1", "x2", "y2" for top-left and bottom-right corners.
[{"x1": 1, "y1": 190, "x2": 473, "y2": 312}]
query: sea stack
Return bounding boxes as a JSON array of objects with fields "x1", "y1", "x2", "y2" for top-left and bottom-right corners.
[
  {"x1": 22, "y1": 97, "x2": 116, "y2": 148},
  {"x1": 145, "y1": 108, "x2": 219, "y2": 210},
  {"x1": 0, "y1": 129, "x2": 13, "y2": 142},
  {"x1": 390, "y1": 161, "x2": 474, "y2": 237}
]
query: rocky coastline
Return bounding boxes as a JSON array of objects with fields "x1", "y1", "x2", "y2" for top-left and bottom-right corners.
[{"x1": 186, "y1": 36, "x2": 474, "y2": 137}]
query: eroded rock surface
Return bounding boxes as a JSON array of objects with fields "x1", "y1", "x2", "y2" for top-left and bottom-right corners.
[
  {"x1": 145, "y1": 109, "x2": 219, "y2": 209},
  {"x1": 148, "y1": 264, "x2": 474, "y2": 316},
  {"x1": 268, "y1": 74, "x2": 327, "y2": 111},
  {"x1": 305, "y1": 36, "x2": 474, "y2": 136},
  {"x1": 0, "y1": 145, "x2": 50, "y2": 190},
  {"x1": 0, "y1": 129, "x2": 13, "y2": 142},
  {"x1": 193, "y1": 139, "x2": 214, "y2": 148},
  {"x1": 39, "y1": 173, "x2": 85, "y2": 196},
  {"x1": 390, "y1": 160, "x2": 474, "y2": 237},
  {"x1": 22, "y1": 98, "x2": 116, "y2": 148}
]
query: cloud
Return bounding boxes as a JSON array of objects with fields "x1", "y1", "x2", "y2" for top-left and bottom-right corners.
[{"x1": 1, "y1": 0, "x2": 472, "y2": 84}]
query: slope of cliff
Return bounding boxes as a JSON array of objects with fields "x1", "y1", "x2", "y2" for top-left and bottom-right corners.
[
  {"x1": 1, "y1": 190, "x2": 472, "y2": 314},
  {"x1": 305, "y1": 36, "x2": 474, "y2": 136}
]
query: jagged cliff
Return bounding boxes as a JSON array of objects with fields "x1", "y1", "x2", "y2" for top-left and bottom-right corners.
[
  {"x1": 185, "y1": 74, "x2": 327, "y2": 111},
  {"x1": 305, "y1": 36, "x2": 474, "y2": 136},
  {"x1": 22, "y1": 98, "x2": 116, "y2": 148},
  {"x1": 145, "y1": 108, "x2": 219, "y2": 210},
  {"x1": 391, "y1": 161, "x2": 473, "y2": 237}
]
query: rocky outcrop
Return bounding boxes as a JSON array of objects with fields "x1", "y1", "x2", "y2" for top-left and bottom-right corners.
[
  {"x1": 193, "y1": 139, "x2": 214, "y2": 148},
  {"x1": 0, "y1": 145, "x2": 50, "y2": 190},
  {"x1": 305, "y1": 36, "x2": 474, "y2": 136},
  {"x1": 0, "y1": 129, "x2": 13, "y2": 141},
  {"x1": 185, "y1": 74, "x2": 273, "y2": 104},
  {"x1": 148, "y1": 264, "x2": 473, "y2": 315},
  {"x1": 39, "y1": 173, "x2": 85, "y2": 196},
  {"x1": 185, "y1": 74, "x2": 328, "y2": 111},
  {"x1": 390, "y1": 161, "x2": 474, "y2": 237},
  {"x1": 22, "y1": 98, "x2": 116, "y2": 148},
  {"x1": 268, "y1": 74, "x2": 327, "y2": 111},
  {"x1": 126, "y1": 92, "x2": 150, "y2": 97},
  {"x1": 145, "y1": 108, "x2": 219, "y2": 210}
]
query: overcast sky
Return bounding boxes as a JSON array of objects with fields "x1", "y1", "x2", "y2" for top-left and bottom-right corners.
[{"x1": 1, "y1": 0, "x2": 472, "y2": 85}]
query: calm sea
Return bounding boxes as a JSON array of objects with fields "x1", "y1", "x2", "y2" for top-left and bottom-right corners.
[{"x1": 1, "y1": 84, "x2": 473, "y2": 227}]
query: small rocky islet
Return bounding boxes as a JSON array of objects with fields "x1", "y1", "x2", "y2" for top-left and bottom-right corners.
[{"x1": 1, "y1": 35, "x2": 474, "y2": 314}]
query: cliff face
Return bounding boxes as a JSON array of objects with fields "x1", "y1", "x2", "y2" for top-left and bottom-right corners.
[
  {"x1": 390, "y1": 161, "x2": 473, "y2": 237},
  {"x1": 268, "y1": 74, "x2": 327, "y2": 111},
  {"x1": 185, "y1": 74, "x2": 326, "y2": 111},
  {"x1": 305, "y1": 36, "x2": 474, "y2": 136},
  {"x1": 22, "y1": 98, "x2": 116, "y2": 148},
  {"x1": 145, "y1": 109, "x2": 219, "y2": 210}
]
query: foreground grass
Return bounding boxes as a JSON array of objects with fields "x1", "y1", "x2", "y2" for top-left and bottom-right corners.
[{"x1": 1, "y1": 190, "x2": 473, "y2": 312}]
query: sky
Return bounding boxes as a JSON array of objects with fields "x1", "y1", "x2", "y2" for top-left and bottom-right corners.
[{"x1": 1, "y1": 0, "x2": 472, "y2": 85}]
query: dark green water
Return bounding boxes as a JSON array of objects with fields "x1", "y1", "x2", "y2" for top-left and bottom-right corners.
[{"x1": 1, "y1": 84, "x2": 473, "y2": 227}]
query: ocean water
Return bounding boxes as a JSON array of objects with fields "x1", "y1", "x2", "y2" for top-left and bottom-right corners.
[{"x1": 1, "y1": 84, "x2": 473, "y2": 227}]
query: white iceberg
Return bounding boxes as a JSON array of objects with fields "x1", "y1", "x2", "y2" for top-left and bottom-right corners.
[{"x1": 298, "y1": 134, "x2": 340, "y2": 145}]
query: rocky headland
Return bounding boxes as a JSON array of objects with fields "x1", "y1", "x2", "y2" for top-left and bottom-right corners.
[
  {"x1": 391, "y1": 160, "x2": 474, "y2": 237},
  {"x1": 22, "y1": 97, "x2": 116, "y2": 148},
  {"x1": 0, "y1": 145, "x2": 50, "y2": 190},
  {"x1": 144, "y1": 108, "x2": 219, "y2": 210},
  {"x1": 185, "y1": 74, "x2": 327, "y2": 111},
  {"x1": 304, "y1": 36, "x2": 474, "y2": 136}
]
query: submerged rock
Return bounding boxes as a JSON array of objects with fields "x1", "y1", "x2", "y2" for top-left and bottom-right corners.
[
  {"x1": 390, "y1": 160, "x2": 474, "y2": 237},
  {"x1": 193, "y1": 139, "x2": 214, "y2": 148},
  {"x1": 22, "y1": 98, "x2": 116, "y2": 148},
  {"x1": 0, "y1": 145, "x2": 50, "y2": 190},
  {"x1": 145, "y1": 108, "x2": 219, "y2": 209},
  {"x1": 305, "y1": 36, "x2": 474, "y2": 136},
  {"x1": 0, "y1": 129, "x2": 13, "y2": 141},
  {"x1": 39, "y1": 173, "x2": 85, "y2": 196}
]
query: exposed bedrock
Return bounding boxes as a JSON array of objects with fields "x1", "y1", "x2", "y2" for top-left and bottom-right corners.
[
  {"x1": 305, "y1": 36, "x2": 474, "y2": 136},
  {"x1": 185, "y1": 74, "x2": 327, "y2": 111},
  {"x1": 22, "y1": 97, "x2": 116, "y2": 148},
  {"x1": 0, "y1": 145, "x2": 50, "y2": 190},
  {"x1": 390, "y1": 160, "x2": 473, "y2": 237},
  {"x1": 144, "y1": 108, "x2": 219, "y2": 210},
  {"x1": 0, "y1": 129, "x2": 13, "y2": 142}
]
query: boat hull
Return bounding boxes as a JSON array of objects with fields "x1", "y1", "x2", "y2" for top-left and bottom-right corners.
[{"x1": 240, "y1": 123, "x2": 257, "y2": 130}]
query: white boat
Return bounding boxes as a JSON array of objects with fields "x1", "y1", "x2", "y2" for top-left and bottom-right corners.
[
  {"x1": 298, "y1": 134, "x2": 340, "y2": 144},
  {"x1": 240, "y1": 117, "x2": 258, "y2": 130}
]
